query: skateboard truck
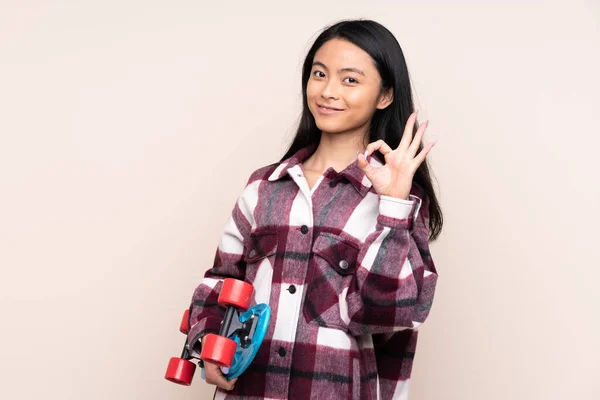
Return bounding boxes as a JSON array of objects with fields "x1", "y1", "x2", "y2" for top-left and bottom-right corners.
[{"x1": 221, "y1": 307, "x2": 258, "y2": 348}]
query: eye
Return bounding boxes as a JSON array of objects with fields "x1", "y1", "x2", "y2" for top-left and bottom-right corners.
[
  {"x1": 343, "y1": 77, "x2": 359, "y2": 84},
  {"x1": 313, "y1": 70, "x2": 326, "y2": 78}
]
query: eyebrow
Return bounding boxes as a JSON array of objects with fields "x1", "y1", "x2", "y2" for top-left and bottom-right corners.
[{"x1": 312, "y1": 61, "x2": 365, "y2": 76}]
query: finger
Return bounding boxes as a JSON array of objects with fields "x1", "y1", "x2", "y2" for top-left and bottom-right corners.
[
  {"x1": 223, "y1": 378, "x2": 238, "y2": 391},
  {"x1": 214, "y1": 373, "x2": 237, "y2": 391},
  {"x1": 408, "y1": 120, "x2": 429, "y2": 157},
  {"x1": 357, "y1": 149, "x2": 375, "y2": 172},
  {"x1": 399, "y1": 111, "x2": 418, "y2": 150},
  {"x1": 205, "y1": 363, "x2": 237, "y2": 390},
  {"x1": 412, "y1": 140, "x2": 436, "y2": 166},
  {"x1": 365, "y1": 139, "x2": 393, "y2": 158}
]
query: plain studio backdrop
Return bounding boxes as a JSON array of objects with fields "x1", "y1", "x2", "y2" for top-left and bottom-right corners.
[{"x1": 1, "y1": 1, "x2": 599, "y2": 399}]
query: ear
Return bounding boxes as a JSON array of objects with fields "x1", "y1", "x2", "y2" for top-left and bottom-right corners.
[{"x1": 376, "y1": 87, "x2": 393, "y2": 110}]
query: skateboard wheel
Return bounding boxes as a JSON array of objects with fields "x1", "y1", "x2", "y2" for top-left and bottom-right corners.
[
  {"x1": 165, "y1": 357, "x2": 196, "y2": 385},
  {"x1": 218, "y1": 279, "x2": 253, "y2": 310},
  {"x1": 200, "y1": 333, "x2": 237, "y2": 367},
  {"x1": 179, "y1": 309, "x2": 190, "y2": 334}
]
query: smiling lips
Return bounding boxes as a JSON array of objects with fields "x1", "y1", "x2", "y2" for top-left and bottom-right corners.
[{"x1": 317, "y1": 103, "x2": 344, "y2": 114}]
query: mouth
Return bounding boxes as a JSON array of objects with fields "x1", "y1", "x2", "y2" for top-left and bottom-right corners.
[{"x1": 316, "y1": 103, "x2": 344, "y2": 114}]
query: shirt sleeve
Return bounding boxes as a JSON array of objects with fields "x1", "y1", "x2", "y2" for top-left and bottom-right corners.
[
  {"x1": 185, "y1": 180, "x2": 256, "y2": 357},
  {"x1": 372, "y1": 329, "x2": 419, "y2": 399},
  {"x1": 345, "y1": 190, "x2": 438, "y2": 337}
]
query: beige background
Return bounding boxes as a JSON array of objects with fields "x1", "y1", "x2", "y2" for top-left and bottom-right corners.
[{"x1": 1, "y1": 1, "x2": 599, "y2": 399}]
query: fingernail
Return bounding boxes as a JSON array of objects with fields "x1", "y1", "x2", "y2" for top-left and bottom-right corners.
[{"x1": 363, "y1": 149, "x2": 369, "y2": 159}]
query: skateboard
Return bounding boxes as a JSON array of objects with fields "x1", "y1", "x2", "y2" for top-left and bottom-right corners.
[{"x1": 165, "y1": 278, "x2": 271, "y2": 385}]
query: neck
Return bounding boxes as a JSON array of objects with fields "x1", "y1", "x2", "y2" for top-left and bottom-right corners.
[{"x1": 303, "y1": 128, "x2": 368, "y2": 174}]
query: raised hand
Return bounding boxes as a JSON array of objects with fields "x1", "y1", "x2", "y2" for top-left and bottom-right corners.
[{"x1": 357, "y1": 111, "x2": 436, "y2": 200}]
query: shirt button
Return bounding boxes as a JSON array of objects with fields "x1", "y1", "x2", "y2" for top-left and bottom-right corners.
[
  {"x1": 329, "y1": 179, "x2": 338, "y2": 187},
  {"x1": 248, "y1": 249, "x2": 256, "y2": 258},
  {"x1": 300, "y1": 225, "x2": 309, "y2": 234},
  {"x1": 278, "y1": 347, "x2": 286, "y2": 357},
  {"x1": 339, "y1": 260, "x2": 349, "y2": 269},
  {"x1": 288, "y1": 284, "x2": 296, "y2": 294}
]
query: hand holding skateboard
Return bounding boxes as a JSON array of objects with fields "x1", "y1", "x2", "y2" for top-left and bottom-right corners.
[{"x1": 165, "y1": 278, "x2": 271, "y2": 387}]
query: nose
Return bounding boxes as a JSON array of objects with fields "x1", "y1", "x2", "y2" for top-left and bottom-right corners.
[{"x1": 320, "y1": 79, "x2": 339, "y2": 100}]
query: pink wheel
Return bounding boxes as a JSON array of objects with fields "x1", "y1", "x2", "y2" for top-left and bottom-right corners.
[
  {"x1": 200, "y1": 333, "x2": 237, "y2": 368},
  {"x1": 179, "y1": 309, "x2": 190, "y2": 334},
  {"x1": 218, "y1": 278, "x2": 254, "y2": 310},
  {"x1": 165, "y1": 357, "x2": 196, "y2": 385}
]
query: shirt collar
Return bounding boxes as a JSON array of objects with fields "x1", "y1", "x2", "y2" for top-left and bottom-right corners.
[{"x1": 267, "y1": 142, "x2": 384, "y2": 197}]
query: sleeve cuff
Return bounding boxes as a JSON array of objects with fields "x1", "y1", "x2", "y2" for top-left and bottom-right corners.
[
  {"x1": 186, "y1": 316, "x2": 222, "y2": 358},
  {"x1": 378, "y1": 194, "x2": 422, "y2": 229}
]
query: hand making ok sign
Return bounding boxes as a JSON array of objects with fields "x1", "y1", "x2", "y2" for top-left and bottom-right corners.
[{"x1": 357, "y1": 111, "x2": 436, "y2": 200}]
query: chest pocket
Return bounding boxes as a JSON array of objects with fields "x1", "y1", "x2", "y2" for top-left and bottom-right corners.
[
  {"x1": 243, "y1": 228, "x2": 278, "y2": 306},
  {"x1": 303, "y1": 232, "x2": 360, "y2": 331},
  {"x1": 244, "y1": 229, "x2": 278, "y2": 263}
]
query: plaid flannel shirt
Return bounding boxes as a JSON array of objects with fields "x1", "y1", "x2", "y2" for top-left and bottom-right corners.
[{"x1": 187, "y1": 143, "x2": 438, "y2": 399}]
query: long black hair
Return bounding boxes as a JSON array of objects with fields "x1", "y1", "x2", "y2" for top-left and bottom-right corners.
[{"x1": 280, "y1": 19, "x2": 443, "y2": 242}]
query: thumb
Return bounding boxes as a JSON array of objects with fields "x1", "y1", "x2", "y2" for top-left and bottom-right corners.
[{"x1": 357, "y1": 152, "x2": 373, "y2": 174}]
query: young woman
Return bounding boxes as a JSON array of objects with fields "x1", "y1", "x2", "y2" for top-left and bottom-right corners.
[{"x1": 186, "y1": 19, "x2": 443, "y2": 400}]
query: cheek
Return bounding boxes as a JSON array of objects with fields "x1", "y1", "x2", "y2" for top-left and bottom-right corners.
[
  {"x1": 345, "y1": 88, "x2": 379, "y2": 112},
  {"x1": 306, "y1": 80, "x2": 320, "y2": 102},
  {"x1": 306, "y1": 81, "x2": 324, "y2": 116}
]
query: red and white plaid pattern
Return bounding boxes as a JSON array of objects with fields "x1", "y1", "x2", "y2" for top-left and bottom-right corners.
[{"x1": 186, "y1": 143, "x2": 438, "y2": 399}]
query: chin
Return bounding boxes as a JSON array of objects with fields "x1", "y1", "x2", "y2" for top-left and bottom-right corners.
[
  {"x1": 311, "y1": 113, "x2": 341, "y2": 130},
  {"x1": 315, "y1": 120, "x2": 346, "y2": 134}
]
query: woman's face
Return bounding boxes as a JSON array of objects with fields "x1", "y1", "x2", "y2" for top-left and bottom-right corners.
[{"x1": 306, "y1": 38, "x2": 392, "y2": 136}]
